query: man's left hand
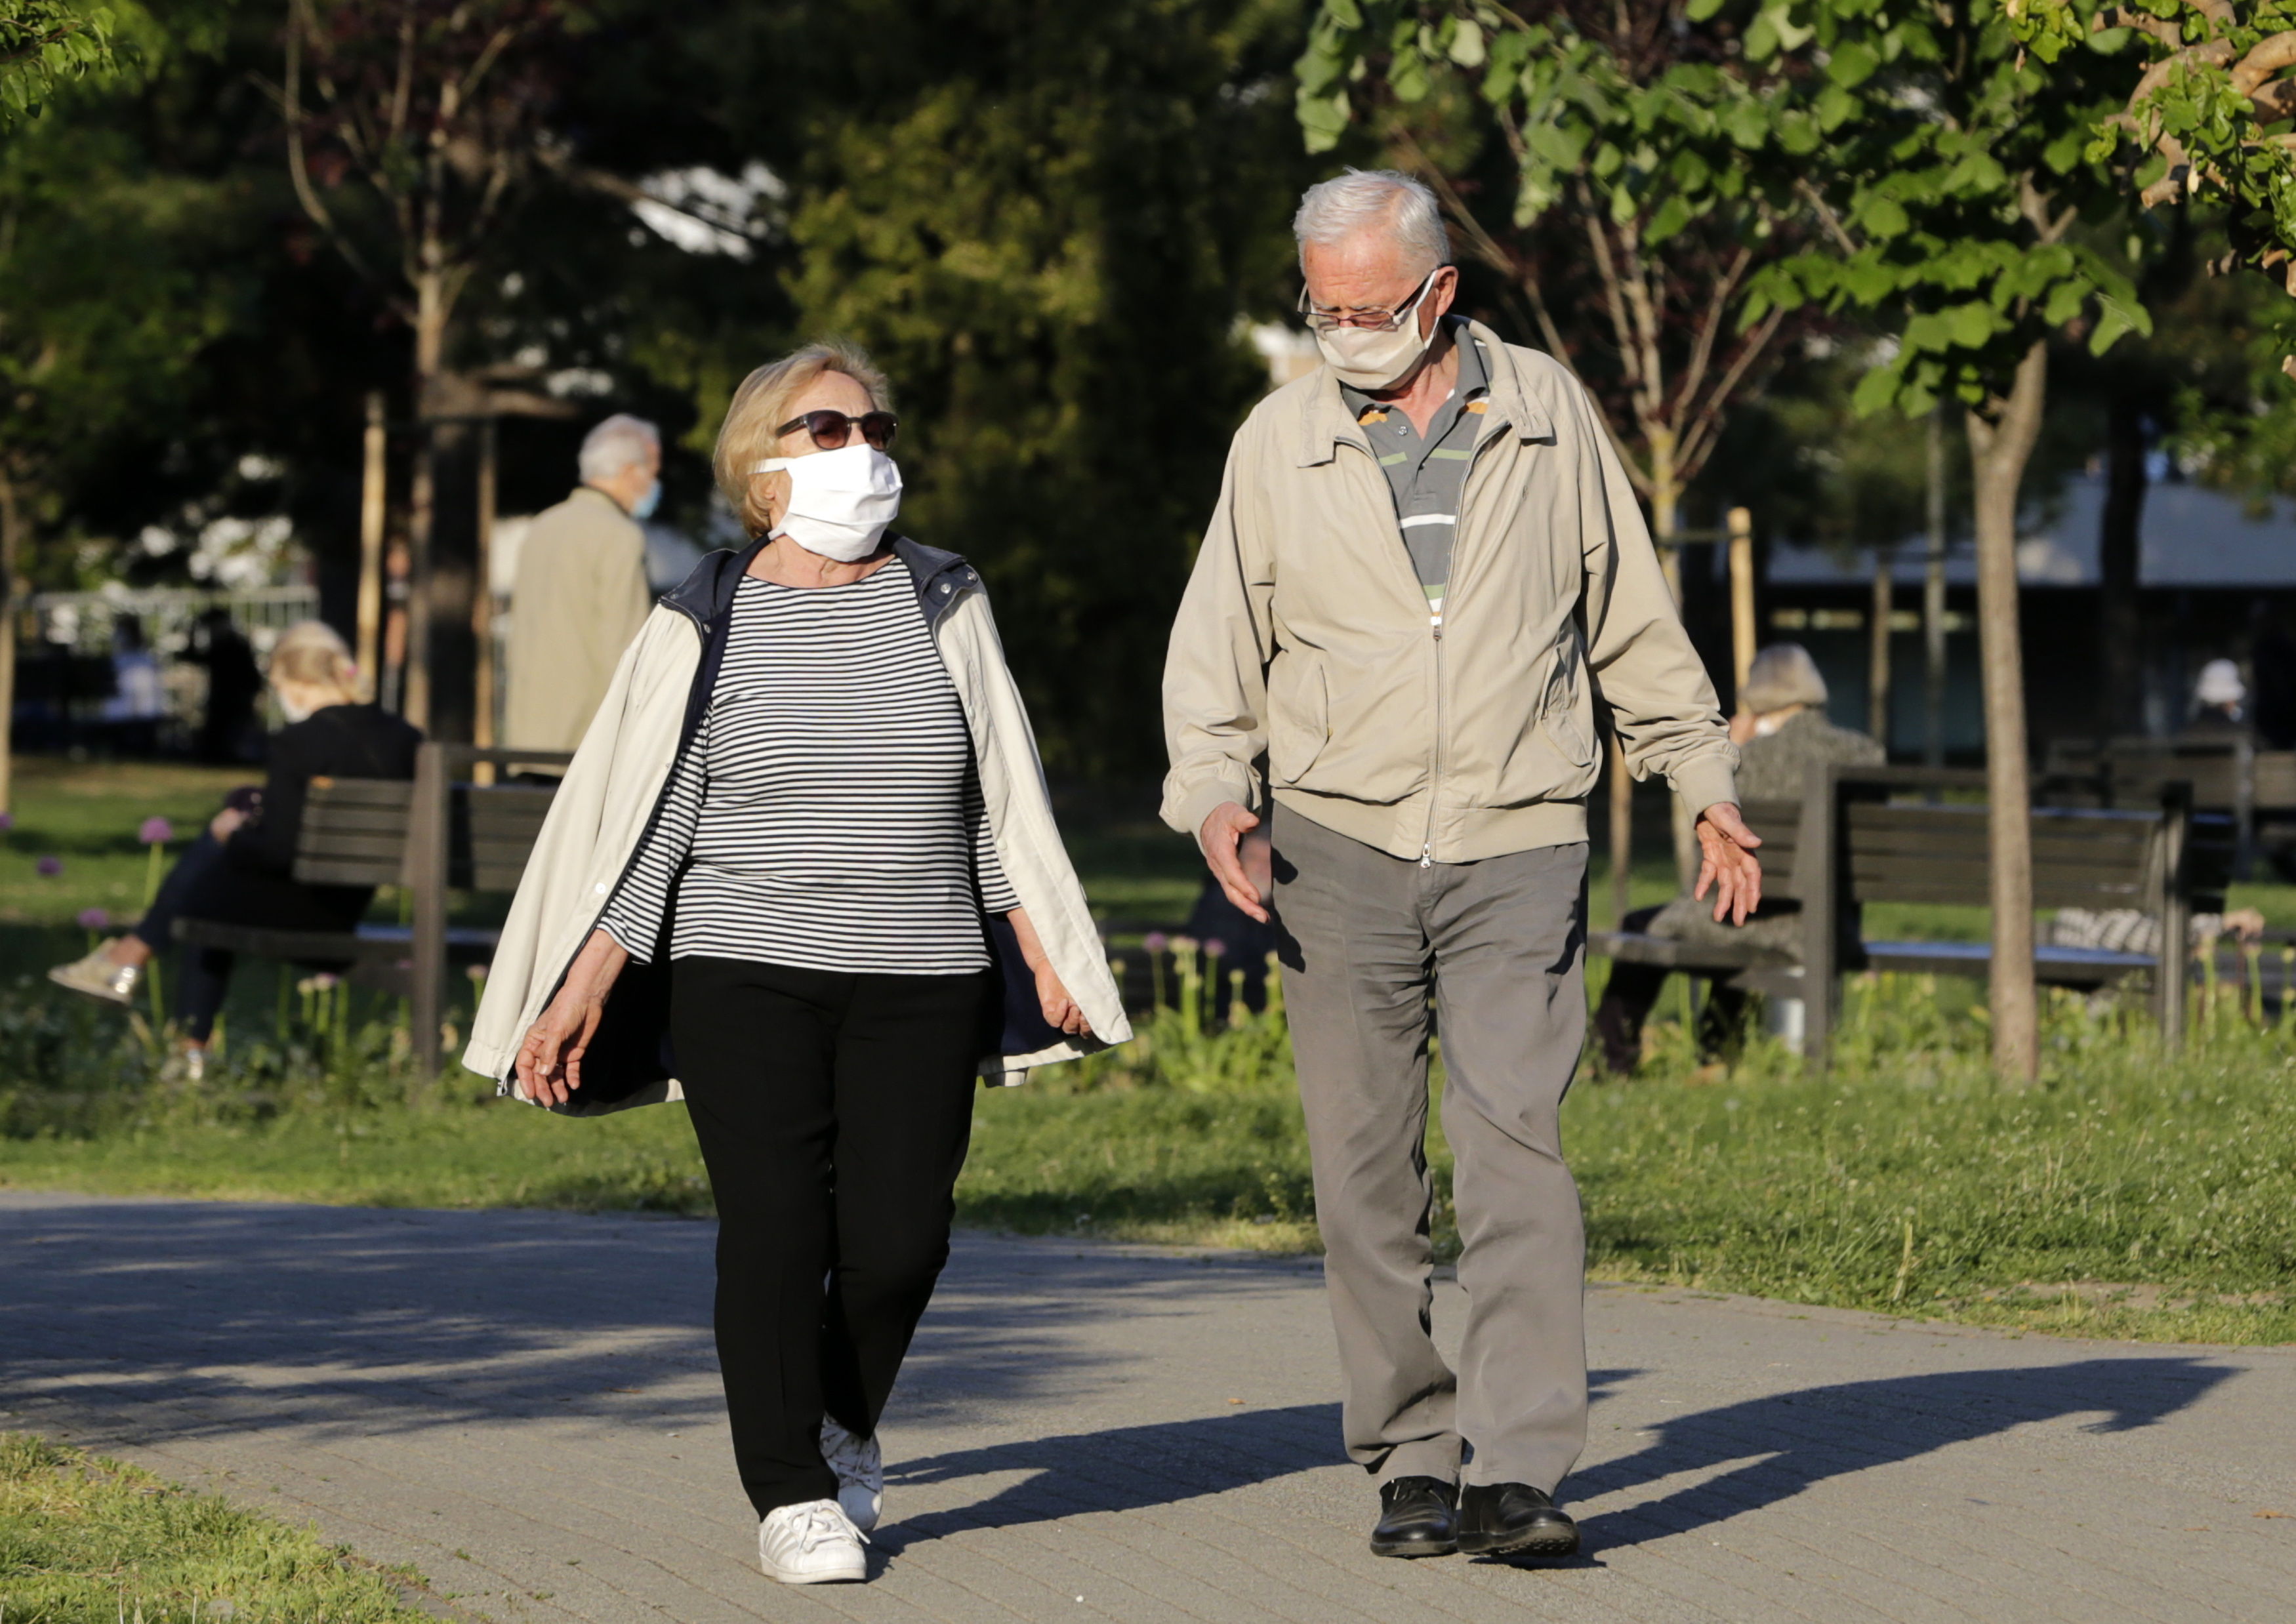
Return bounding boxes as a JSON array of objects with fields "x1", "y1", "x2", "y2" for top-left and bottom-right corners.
[{"x1": 1694, "y1": 802, "x2": 1763, "y2": 925}]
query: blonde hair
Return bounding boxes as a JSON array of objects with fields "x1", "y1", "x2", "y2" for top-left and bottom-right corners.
[
  {"x1": 712, "y1": 340, "x2": 893, "y2": 538},
  {"x1": 267, "y1": 620, "x2": 359, "y2": 702}
]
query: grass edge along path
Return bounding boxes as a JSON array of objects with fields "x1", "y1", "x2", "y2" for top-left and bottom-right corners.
[{"x1": 0, "y1": 1432, "x2": 443, "y2": 1624}]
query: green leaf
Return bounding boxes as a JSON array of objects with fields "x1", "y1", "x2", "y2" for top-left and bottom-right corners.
[
  {"x1": 1853, "y1": 362, "x2": 1902, "y2": 416},
  {"x1": 1448, "y1": 18, "x2": 1486, "y2": 68},
  {"x1": 1947, "y1": 302, "x2": 1996, "y2": 348},
  {"x1": 1858, "y1": 195, "x2": 1910, "y2": 237},
  {"x1": 1324, "y1": 0, "x2": 1363, "y2": 26},
  {"x1": 1826, "y1": 42, "x2": 1880, "y2": 87}
]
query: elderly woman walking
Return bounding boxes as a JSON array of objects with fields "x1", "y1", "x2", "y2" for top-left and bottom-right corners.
[{"x1": 463, "y1": 341, "x2": 1126, "y2": 1587}]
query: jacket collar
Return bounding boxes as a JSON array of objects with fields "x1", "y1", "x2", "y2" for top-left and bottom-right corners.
[
  {"x1": 659, "y1": 534, "x2": 978, "y2": 630},
  {"x1": 1291, "y1": 316, "x2": 1555, "y2": 468}
]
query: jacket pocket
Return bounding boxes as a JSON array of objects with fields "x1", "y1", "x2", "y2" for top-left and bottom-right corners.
[
  {"x1": 1539, "y1": 634, "x2": 1595, "y2": 769},
  {"x1": 1266, "y1": 651, "x2": 1330, "y2": 787}
]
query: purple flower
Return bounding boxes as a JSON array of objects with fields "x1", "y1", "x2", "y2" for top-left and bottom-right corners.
[
  {"x1": 1143, "y1": 931, "x2": 1168, "y2": 954},
  {"x1": 0, "y1": 811, "x2": 14, "y2": 832},
  {"x1": 139, "y1": 817, "x2": 174, "y2": 845},
  {"x1": 1204, "y1": 938, "x2": 1227, "y2": 960},
  {"x1": 311, "y1": 971, "x2": 340, "y2": 990},
  {"x1": 468, "y1": 962, "x2": 491, "y2": 982},
  {"x1": 77, "y1": 907, "x2": 108, "y2": 930},
  {"x1": 36, "y1": 855, "x2": 62, "y2": 877}
]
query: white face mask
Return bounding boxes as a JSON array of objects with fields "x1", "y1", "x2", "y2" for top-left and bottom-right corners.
[
  {"x1": 1312, "y1": 274, "x2": 1440, "y2": 391},
  {"x1": 754, "y1": 443, "x2": 903, "y2": 561}
]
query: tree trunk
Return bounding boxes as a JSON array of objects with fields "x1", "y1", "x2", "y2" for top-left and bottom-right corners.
[
  {"x1": 2099, "y1": 388, "x2": 2146, "y2": 737},
  {"x1": 0, "y1": 466, "x2": 18, "y2": 818},
  {"x1": 1964, "y1": 341, "x2": 2048, "y2": 1086},
  {"x1": 406, "y1": 274, "x2": 480, "y2": 743}
]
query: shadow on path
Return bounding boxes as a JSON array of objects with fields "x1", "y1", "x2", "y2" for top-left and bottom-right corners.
[{"x1": 1573, "y1": 1356, "x2": 2239, "y2": 1545}]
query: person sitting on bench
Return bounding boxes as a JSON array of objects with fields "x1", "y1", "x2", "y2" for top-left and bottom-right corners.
[
  {"x1": 48, "y1": 621, "x2": 421, "y2": 1076},
  {"x1": 1592, "y1": 643, "x2": 1883, "y2": 1074}
]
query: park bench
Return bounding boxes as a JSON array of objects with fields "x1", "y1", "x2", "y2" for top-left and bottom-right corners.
[
  {"x1": 1589, "y1": 764, "x2": 2232, "y2": 1069},
  {"x1": 2043, "y1": 735, "x2": 2296, "y2": 880},
  {"x1": 174, "y1": 742, "x2": 569, "y2": 1072}
]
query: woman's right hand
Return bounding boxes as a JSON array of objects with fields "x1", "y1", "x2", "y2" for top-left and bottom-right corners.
[{"x1": 514, "y1": 931, "x2": 628, "y2": 1106}]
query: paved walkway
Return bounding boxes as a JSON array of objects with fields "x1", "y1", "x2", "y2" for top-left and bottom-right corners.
[{"x1": 3, "y1": 1190, "x2": 2291, "y2": 1623}]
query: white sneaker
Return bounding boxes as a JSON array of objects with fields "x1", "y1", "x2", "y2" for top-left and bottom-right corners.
[
  {"x1": 757, "y1": 1499, "x2": 867, "y2": 1585},
  {"x1": 47, "y1": 941, "x2": 140, "y2": 1005},
  {"x1": 820, "y1": 1417, "x2": 884, "y2": 1532}
]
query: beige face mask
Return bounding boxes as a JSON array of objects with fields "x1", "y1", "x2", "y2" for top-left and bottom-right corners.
[{"x1": 1313, "y1": 274, "x2": 1439, "y2": 390}]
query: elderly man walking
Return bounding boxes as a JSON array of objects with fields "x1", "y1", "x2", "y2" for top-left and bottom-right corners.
[
  {"x1": 1160, "y1": 170, "x2": 1763, "y2": 1562},
  {"x1": 504, "y1": 413, "x2": 662, "y2": 771}
]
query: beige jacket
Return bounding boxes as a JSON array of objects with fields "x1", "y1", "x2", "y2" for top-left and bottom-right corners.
[
  {"x1": 503, "y1": 486, "x2": 653, "y2": 767},
  {"x1": 464, "y1": 538, "x2": 1130, "y2": 1112},
  {"x1": 1161, "y1": 321, "x2": 1736, "y2": 863}
]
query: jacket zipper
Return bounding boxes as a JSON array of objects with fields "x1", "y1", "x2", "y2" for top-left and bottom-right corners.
[{"x1": 1420, "y1": 415, "x2": 1506, "y2": 868}]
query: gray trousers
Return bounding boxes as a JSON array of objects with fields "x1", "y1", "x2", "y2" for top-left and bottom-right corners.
[{"x1": 1271, "y1": 805, "x2": 1589, "y2": 1493}]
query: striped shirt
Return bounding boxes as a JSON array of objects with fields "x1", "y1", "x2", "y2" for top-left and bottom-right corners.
[
  {"x1": 597, "y1": 563, "x2": 1018, "y2": 974},
  {"x1": 1340, "y1": 318, "x2": 1492, "y2": 624}
]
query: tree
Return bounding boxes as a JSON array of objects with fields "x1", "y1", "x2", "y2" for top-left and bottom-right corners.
[
  {"x1": 279, "y1": 0, "x2": 587, "y2": 738},
  {"x1": 1753, "y1": 0, "x2": 2150, "y2": 1082},
  {"x1": 0, "y1": 1, "x2": 117, "y2": 126},
  {"x1": 2010, "y1": 1, "x2": 2296, "y2": 358}
]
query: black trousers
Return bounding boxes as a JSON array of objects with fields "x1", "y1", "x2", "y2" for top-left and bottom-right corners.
[
  {"x1": 132, "y1": 833, "x2": 368, "y2": 1042},
  {"x1": 1589, "y1": 904, "x2": 1749, "y2": 1074},
  {"x1": 670, "y1": 955, "x2": 991, "y2": 1517}
]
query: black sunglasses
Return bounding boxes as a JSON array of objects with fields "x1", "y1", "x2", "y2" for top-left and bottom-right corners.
[{"x1": 775, "y1": 409, "x2": 899, "y2": 451}]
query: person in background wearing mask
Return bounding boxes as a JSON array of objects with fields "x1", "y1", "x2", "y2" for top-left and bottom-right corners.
[
  {"x1": 1161, "y1": 169, "x2": 1759, "y2": 1566},
  {"x1": 462, "y1": 341, "x2": 1128, "y2": 1589},
  {"x1": 49, "y1": 622, "x2": 421, "y2": 1076},
  {"x1": 1591, "y1": 643, "x2": 1884, "y2": 1073},
  {"x1": 502, "y1": 412, "x2": 661, "y2": 773}
]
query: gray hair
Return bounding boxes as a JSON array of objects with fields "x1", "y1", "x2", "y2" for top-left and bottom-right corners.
[
  {"x1": 1293, "y1": 169, "x2": 1450, "y2": 275},
  {"x1": 578, "y1": 413, "x2": 661, "y2": 484},
  {"x1": 1741, "y1": 643, "x2": 1829, "y2": 715}
]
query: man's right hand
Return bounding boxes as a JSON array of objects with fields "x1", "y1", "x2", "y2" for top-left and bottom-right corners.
[{"x1": 1200, "y1": 802, "x2": 1270, "y2": 924}]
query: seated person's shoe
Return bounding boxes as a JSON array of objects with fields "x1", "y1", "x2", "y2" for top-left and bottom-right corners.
[
  {"x1": 49, "y1": 942, "x2": 140, "y2": 1005},
  {"x1": 1456, "y1": 1482, "x2": 1580, "y2": 1559},
  {"x1": 1368, "y1": 1474, "x2": 1458, "y2": 1558}
]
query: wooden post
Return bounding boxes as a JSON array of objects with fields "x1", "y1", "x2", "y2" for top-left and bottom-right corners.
[
  {"x1": 0, "y1": 472, "x2": 18, "y2": 818},
  {"x1": 356, "y1": 394, "x2": 387, "y2": 704},
  {"x1": 1924, "y1": 409, "x2": 1949, "y2": 768},
  {"x1": 1608, "y1": 734, "x2": 1632, "y2": 931},
  {"x1": 2152, "y1": 782, "x2": 2190, "y2": 1047},
  {"x1": 1800, "y1": 760, "x2": 1841, "y2": 1073},
  {"x1": 405, "y1": 419, "x2": 434, "y2": 732},
  {"x1": 407, "y1": 741, "x2": 447, "y2": 1076},
  {"x1": 1869, "y1": 548, "x2": 1893, "y2": 746},
  {"x1": 1727, "y1": 506, "x2": 1755, "y2": 702},
  {"x1": 471, "y1": 418, "x2": 498, "y2": 786}
]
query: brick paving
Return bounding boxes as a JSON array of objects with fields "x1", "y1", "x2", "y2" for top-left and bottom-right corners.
[{"x1": 3, "y1": 1188, "x2": 2292, "y2": 1623}]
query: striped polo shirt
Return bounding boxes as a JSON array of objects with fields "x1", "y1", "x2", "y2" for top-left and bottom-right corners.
[
  {"x1": 596, "y1": 564, "x2": 1019, "y2": 975},
  {"x1": 1340, "y1": 317, "x2": 1492, "y2": 624}
]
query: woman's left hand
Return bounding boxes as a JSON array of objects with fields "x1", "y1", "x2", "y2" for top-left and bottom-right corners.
[
  {"x1": 208, "y1": 807, "x2": 246, "y2": 843},
  {"x1": 1033, "y1": 961, "x2": 1091, "y2": 1038},
  {"x1": 1006, "y1": 904, "x2": 1092, "y2": 1038}
]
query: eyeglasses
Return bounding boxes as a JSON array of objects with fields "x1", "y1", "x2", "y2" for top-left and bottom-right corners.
[
  {"x1": 775, "y1": 409, "x2": 899, "y2": 451},
  {"x1": 1297, "y1": 267, "x2": 1443, "y2": 333}
]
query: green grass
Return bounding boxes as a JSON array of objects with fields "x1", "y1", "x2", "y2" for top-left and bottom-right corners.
[{"x1": 0, "y1": 1432, "x2": 437, "y2": 1623}]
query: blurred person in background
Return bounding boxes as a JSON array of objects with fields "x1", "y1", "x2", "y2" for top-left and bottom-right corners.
[
  {"x1": 102, "y1": 617, "x2": 165, "y2": 754},
  {"x1": 502, "y1": 413, "x2": 661, "y2": 774},
  {"x1": 48, "y1": 621, "x2": 420, "y2": 1076},
  {"x1": 2188, "y1": 658, "x2": 2249, "y2": 737},
  {"x1": 190, "y1": 607, "x2": 264, "y2": 763},
  {"x1": 1591, "y1": 643, "x2": 1883, "y2": 1074}
]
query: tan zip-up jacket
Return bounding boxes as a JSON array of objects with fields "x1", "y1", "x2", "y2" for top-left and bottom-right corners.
[
  {"x1": 1161, "y1": 321, "x2": 1736, "y2": 863},
  {"x1": 465, "y1": 538, "x2": 1130, "y2": 1112}
]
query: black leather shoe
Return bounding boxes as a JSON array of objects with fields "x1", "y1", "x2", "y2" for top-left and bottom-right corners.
[
  {"x1": 1456, "y1": 1482, "x2": 1580, "y2": 1558},
  {"x1": 1368, "y1": 1475, "x2": 1458, "y2": 1558}
]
